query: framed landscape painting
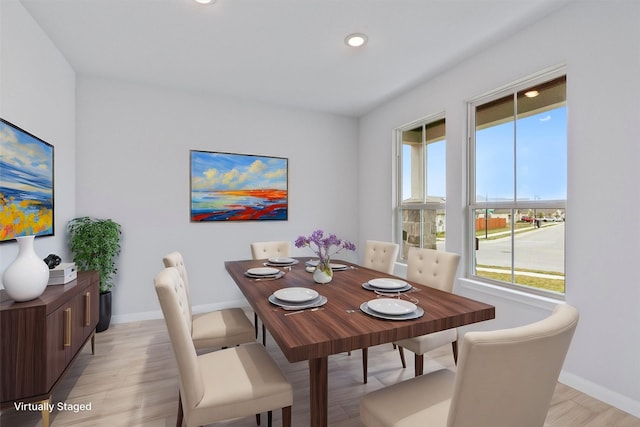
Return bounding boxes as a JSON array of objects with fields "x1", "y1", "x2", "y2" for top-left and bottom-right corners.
[
  {"x1": 0, "y1": 118, "x2": 54, "y2": 241},
  {"x1": 190, "y1": 150, "x2": 288, "y2": 222}
]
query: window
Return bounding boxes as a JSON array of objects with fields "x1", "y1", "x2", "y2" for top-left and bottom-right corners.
[
  {"x1": 469, "y1": 71, "x2": 566, "y2": 296},
  {"x1": 396, "y1": 115, "x2": 446, "y2": 260}
]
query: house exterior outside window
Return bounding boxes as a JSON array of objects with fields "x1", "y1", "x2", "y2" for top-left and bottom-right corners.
[{"x1": 396, "y1": 115, "x2": 446, "y2": 260}]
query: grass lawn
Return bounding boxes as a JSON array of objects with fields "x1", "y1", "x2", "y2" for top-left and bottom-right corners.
[{"x1": 476, "y1": 265, "x2": 565, "y2": 293}]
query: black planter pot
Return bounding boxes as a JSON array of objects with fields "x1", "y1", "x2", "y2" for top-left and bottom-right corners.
[{"x1": 96, "y1": 291, "x2": 112, "y2": 332}]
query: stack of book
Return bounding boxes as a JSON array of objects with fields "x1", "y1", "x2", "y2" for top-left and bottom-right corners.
[{"x1": 48, "y1": 262, "x2": 77, "y2": 285}]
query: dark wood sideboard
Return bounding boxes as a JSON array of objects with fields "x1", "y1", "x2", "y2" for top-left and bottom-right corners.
[{"x1": 1, "y1": 271, "x2": 99, "y2": 426}]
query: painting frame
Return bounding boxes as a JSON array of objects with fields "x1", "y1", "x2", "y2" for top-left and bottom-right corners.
[
  {"x1": 190, "y1": 150, "x2": 288, "y2": 222},
  {"x1": 1, "y1": 118, "x2": 55, "y2": 242}
]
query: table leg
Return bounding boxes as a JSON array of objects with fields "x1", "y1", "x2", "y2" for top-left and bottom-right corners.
[{"x1": 309, "y1": 357, "x2": 328, "y2": 427}]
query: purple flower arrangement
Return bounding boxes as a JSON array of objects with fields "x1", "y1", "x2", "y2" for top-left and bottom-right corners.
[{"x1": 295, "y1": 230, "x2": 356, "y2": 271}]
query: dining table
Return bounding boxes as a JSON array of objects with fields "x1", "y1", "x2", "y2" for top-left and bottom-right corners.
[{"x1": 225, "y1": 257, "x2": 495, "y2": 427}]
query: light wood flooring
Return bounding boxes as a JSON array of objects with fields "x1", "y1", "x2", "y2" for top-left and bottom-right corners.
[{"x1": 2, "y1": 314, "x2": 639, "y2": 427}]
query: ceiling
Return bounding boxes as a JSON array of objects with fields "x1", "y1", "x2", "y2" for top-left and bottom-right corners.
[{"x1": 19, "y1": 0, "x2": 570, "y2": 117}]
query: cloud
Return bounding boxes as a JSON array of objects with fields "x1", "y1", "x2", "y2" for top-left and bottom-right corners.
[
  {"x1": 204, "y1": 168, "x2": 218, "y2": 180},
  {"x1": 193, "y1": 156, "x2": 286, "y2": 191},
  {"x1": 540, "y1": 115, "x2": 552, "y2": 122},
  {"x1": 265, "y1": 168, "x2": 286, "y2": 179},
  {"x1": 248, "y1": 159, "x2": 267, "y2": 174},
  {"x1": 222, "y1": 169, "x2": 241, "y2": 187}
]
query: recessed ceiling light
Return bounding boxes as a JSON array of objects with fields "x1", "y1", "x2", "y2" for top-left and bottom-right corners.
[
  {"x1": 193, "y1": 0, "x2": 216, "y2": 4},
  {"x1": 524, "y1": 90, "x2": 539, "y2": 98},
  {"x1": 345, "y1": 33, "x2": 368, "y2": 48}
]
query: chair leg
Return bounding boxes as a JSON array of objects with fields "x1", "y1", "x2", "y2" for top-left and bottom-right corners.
[
  {"x1": 414, "y1": 354, "x2": 424, "y2": 376},
  {"x1": 176, "y1": 390, "x2": 183, "y2": 427},
  {"x1": 256, "y1": 413, "x2": 261, "y2": 425},
  {"x1": 262, "y1": 323, "x2": 267, "y2": 346},
  {"x1": 254, "y1": 313, "x2": 259, "y2": 338},
  {"x1": 397, "y1": 346, "x2": 406, "y2": 369},
  {"x1": 362, "y1": 348, "x2": 368, "y2": 384},
  {"x1": 282, "y1": 406, "x2": 292, "y2": 427},
  {"x1": 267, "y1": 410, "x2": 273, "y2": 427},
  {"x1": 452, "y1": 340, "x2": 458, "y2": 364}
]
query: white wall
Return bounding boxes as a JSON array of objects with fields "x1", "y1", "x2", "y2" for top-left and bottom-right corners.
[
  {"x1": 75, "y1": 76, "x2": 359, "y2": 322},
  {"x1": 359, "y1": 0, "x2": 640, "y2": 417},
  {"x1": 0, "y1": 0, "x2": 76, "y2": 278}
]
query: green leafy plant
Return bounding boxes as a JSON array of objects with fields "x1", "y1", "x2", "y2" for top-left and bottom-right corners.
[{"x1": 67, "y1": 217, "x2": 122, "y2": 293}]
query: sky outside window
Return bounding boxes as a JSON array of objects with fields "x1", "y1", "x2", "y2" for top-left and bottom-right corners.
[{"x1": 476, "y1": 105, "x2": 567, "y2": 202}]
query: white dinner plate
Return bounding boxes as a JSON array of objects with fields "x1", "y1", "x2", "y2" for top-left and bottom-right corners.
[
  {"x1": 362, "y1": 282, "x2": 413, "y2": 293},
  {"x1": 367, "y1": 298, "x2": 417, "y2": 315},
  {"x1": 267, "y1": 257, "x2": 297, "y2": 265},
  {"x1": 304, "y1": 260, "x2": 348, "y2": 271},
  {"x1": 246, "y1": 267, "x2": 281, "y2": 276},
  {"x1": 268, "y1": 294, "x2": 327, "y2": 310},
  {"x1": 244, "y1": 270, "x2": 284, "y2": 279},
  {"x1": 273, "y1": 287, "x2": 319, "y2": 303},
  {"x1": 367, "y1": 278, "x2": 409, "y2": 290},
  {"x1": 360, "y1": 302, "x2": 424, "y2": 321}
]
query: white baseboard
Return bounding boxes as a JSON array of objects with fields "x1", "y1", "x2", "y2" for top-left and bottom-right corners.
[
  {"x1": 110, "y1": 298, "x2": 251, "y2": 325},
  {"x1": 111, "y1": 309, "x2": 163, "y2": 324},
  {"x1": 559, "y1": 371, "x2": 640, "y2": 418}
]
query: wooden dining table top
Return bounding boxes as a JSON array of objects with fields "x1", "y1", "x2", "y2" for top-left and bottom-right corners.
[{"x1": 225, "y1": 257, "x2": 496, "y2": 363}]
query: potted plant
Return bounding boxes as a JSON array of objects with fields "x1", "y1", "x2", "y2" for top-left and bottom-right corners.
[{"x1": 67, "y1": 216, "x2": 122, "y2": 332}]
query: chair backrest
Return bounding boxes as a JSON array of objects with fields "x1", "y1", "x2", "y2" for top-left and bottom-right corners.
[
  {"x1": 154, "y1": 267, "x2": 204, "y2": 412},
  {"x1": 162, "y1": 251, "x2": 192, "y2": 322},
  {"x1": 447, "y1": 304, "x2": 579, "y2": 427},
  {"x1": 250, "y1": 241, "x2": 291, "y2": 260},
  {"x1": 363, "y1": 240, "x2": 399, "y2": 274},
  {"x1": 406, "y1": 247, "x2": 460, "y2": 292}
]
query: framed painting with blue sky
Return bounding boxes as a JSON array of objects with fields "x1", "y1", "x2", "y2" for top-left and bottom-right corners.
[
  {"x1": 0, "y1": 118, "x2": 54, "y2": 242},
  {"x1": 190, "y1": 150, "x2": 288, "y2": 222}
]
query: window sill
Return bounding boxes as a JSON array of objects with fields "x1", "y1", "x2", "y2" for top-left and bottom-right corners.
[{"x1": 457, "y1": 277, "x2": 563, "y2": 311}]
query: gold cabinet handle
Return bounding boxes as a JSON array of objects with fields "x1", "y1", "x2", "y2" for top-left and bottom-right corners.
[
  {"x1": 64, "y1": 308, "x2": 72, "y2": 347},
  {"x1": 85, "y1": 292, "x2": 91, "y2": 326}
]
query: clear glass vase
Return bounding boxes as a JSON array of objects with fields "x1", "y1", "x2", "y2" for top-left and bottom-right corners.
[{"x1": 313, "y1": 259, "x2": 333, "y2": 284}]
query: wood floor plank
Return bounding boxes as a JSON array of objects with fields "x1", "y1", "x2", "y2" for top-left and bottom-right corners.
[{"x1": 1, "y1": 316, "x2": 638, "y2": 426}]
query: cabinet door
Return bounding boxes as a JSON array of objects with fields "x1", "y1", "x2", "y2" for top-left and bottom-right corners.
[
  {"x1": 0, "y1": 307, "x2": 47, "y2": 402},
  {"x1": 46, "y1": 304, "x2": 73, "y2": 390},
  {"x1": 71, "y1": 293, "x2": 87, "y2": 356}
]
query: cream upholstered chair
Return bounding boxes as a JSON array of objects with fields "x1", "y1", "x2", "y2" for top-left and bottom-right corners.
[
  {"x1": 363, "y1": 240, "x2": 400, "y2": 275},
  {"x1": 250, "y1": 241, "x2": 291, "y2": 345},
  {"x1": 393, "y1": 247, "x2": 461, "y2": 376},
  {"x1": 361, "y1": 304, "x2": 579, "y2": 427},
  {"x1": 155, "y1": 267, "x2": 293, "y2": 427},
  {"x1": 250, "y1": 241, "x2": 291, "y2": 260},
  {"x1": 360, "y1": 240, "x2": 400, "y2": 383},
  {"x1": 162, "y1": 252, "x2": 255, "y2": 350}
]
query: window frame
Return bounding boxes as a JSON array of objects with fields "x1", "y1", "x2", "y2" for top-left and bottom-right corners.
[
  {"x1": 467, "y1": 67, "x2": 567, "y2": 299},
  {"x1": 395, "y1": 112, "x2": 447, "y2": 260}
]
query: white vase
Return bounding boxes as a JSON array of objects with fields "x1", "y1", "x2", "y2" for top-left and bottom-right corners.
[
  {"x1": 2, "y1": 235, "x2": 49, "y2": 302},
  {"x1": 313, "y1": 260, "x2": 333, "y2": 284}
]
